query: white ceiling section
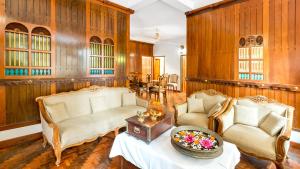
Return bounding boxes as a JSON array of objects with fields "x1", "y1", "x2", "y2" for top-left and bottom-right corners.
[{"x1": 109, "y1": 0, "x2": 222, "y2": 43}]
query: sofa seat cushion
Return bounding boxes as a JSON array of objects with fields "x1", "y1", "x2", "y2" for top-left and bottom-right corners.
[
  {"x1": 223, "y1": 124, "x2": 276, "y2": 160},
  {"x1": 91, "y1": 106, "x2": 147, "y2": 133},
  {"x1": 57, "y1": 116, "x2": 97, "y2": 148},
  {"x1": 177, "y1": 112, "x2": 208, "y2": 128}
]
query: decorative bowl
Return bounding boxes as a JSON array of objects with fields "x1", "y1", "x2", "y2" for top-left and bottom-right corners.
[{"x1": 170, "y1": 126, "x2": 223, "y2": 159}]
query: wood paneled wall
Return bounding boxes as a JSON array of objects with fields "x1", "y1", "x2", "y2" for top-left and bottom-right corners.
[
  {"x1": 0, "y1": 0, "x2": 133, "y2": 130},
  {"x1": 186, "y1": 0, "x2": 300, "y2": 130},
  {"x1": 128, "y1": 40, "x2": 154, "y2": 74}
]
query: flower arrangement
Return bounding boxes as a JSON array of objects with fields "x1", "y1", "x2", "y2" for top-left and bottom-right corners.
[
  {"x1": 150, "y1": 100, "x2": 163, "y2": 112},
  {"x1": 173, "y1": 130, "x2": 219, "y2": 150}
]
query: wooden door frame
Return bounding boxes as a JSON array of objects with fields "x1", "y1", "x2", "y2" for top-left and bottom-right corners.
[
  {"x1": 153, "y1": 56, "x2": 165, "y2": 75},
  {"x1": 180, "y1": 55, "x2": 186, "y2": 92}
]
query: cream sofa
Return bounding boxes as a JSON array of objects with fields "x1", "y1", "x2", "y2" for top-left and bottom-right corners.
[
  {"x1": 36, "y1": 86, "x2": 148, "y2": 165},
  {"x1": 174, "y1": 89, "x2": 231, "y2": 131},
  {"x1": 217, "y1": 96, "x2": 294, "y2": 169}
]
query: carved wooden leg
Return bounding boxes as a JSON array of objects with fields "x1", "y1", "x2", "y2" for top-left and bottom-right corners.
[
  {"x1": 54, "y1": 148, "x2": 61, "y2": 166},
  {"x1": 114, "y1": 127, "x2": 119, "y2": 136},
  {"x1": 274, "y1": 161, "x2": 284, "y2": 169},
  {"x1": 42, "y1": 135, "x2": 47, "y2": 148}
]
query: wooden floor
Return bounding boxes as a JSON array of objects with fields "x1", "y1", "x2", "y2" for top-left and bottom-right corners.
[{"x1": 0, "y1": 91, "x2": 299, "y2": 169}]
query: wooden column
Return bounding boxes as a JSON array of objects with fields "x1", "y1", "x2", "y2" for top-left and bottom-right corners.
[
  {"x1": 86, "y1": 0, "x2": 91, "y2": 77},
  {"x1": 0, "y1": 85, "x2": 6, "y2": 125},
  {"x1": 263, "y1": 0, "x2": 269, "y2": 82},
  {"x1": 0, "y1": 0, "x2": 5, "y2": 79}
]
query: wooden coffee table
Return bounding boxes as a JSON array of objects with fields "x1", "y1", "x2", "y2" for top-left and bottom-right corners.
[
  {"x1": 126, "y1": 112, "x2": 173, "y2": 143},
  {"x1": 109, "y1": 127, "x2": 240, "y2": 169}
]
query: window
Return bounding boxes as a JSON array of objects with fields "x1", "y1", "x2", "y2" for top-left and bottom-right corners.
[{"x1": 238, "y1": 36, "x2": 264, "y2": 81}]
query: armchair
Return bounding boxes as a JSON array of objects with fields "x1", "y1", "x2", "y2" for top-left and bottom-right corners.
[
  {"x1": 217, "y1": 96, "x2": 294, "y2": 169},
  {"x1": 174, "y1": 89, "x2": 231, "y2": 131}
]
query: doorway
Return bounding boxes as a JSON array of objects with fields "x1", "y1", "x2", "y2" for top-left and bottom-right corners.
[
  {"x1": 153, "y1": 59, "x2": 160, "y2": 80},
  {"x1": 142, "y1": 56, "x2": 153, "y2": 81},
  {"x1": 181, "y1": 55, "x2": 187, "y2": 92}
]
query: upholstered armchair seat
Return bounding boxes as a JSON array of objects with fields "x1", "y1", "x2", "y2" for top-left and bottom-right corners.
[
  {"x1": 177, "y1": 112, "x2": 209, "y2": 128},
  {"x1": 174, "y1": 89, "x2": 231, "y2": 131},
  {"x1": 217, "y1": 96, "x2": 294, "y2": 169},
  {"x1": 223, "y1": 124, "x2": 277, "y2": 160}
]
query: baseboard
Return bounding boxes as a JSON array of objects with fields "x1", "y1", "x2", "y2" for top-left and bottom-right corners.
[{"x1": 0, "y1": 132, "x2": 42, "y2": 149}]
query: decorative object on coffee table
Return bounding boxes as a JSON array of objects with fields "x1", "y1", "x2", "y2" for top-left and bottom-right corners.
[
  {"x1": 170, "y1": 126, "x2": 223, "y2": 159},
  {"x1": 137, "y1": 111, "x2": 148, "y2": 123},
  {"x1": 126, "y1": 112, "x2": 172, "y2": 143}
]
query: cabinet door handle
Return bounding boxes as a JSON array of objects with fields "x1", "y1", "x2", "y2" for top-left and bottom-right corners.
[{"x1": 133, "y1": 126, "x2": 140, "y2": 134}]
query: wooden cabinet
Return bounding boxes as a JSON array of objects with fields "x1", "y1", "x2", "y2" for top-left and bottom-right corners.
[{"x1": 0, "y1": 0, "x2": 133, "y2": 130}]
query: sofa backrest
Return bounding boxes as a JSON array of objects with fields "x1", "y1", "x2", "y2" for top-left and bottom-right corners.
[
  {"x1": 189, "y1": 89, "x2": 227, "y2": 113},
  {"x1": 88, "y1": 87, "x2": 130, "y2": 110},
  {"x1": 43, "y1": 90, "x2": 94, "y2": 118},
  {"x1": 236, "y1": 96, "x2": 294, "y2": 124},
  {"x1": 41, "y1": 87, "x2": 131, "y2": 119}
]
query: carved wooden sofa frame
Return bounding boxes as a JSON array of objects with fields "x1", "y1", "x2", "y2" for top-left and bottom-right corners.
[
  {"x1": 36, "y1": 89, "x2": 149, "y2": 166},
  {"x1": 216, "y1": 96, "x2": 294, "y2": 169},
  {"x1": 174, "y1": 89, "x2": 231, "y2": 131}
]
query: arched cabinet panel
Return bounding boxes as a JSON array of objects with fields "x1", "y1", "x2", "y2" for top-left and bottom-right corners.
[
  {"x1": 4, "y1": 23, "x2": 53, "y2": 77},
  {"x1": 103, "y1": 38, "x2": 114, "y2": 75},
  {"x1": 31, "y1": 27, "x2": 52, "y2": 76},
  {"x1": 89, "y1": 36, "x2": 102, "y2": 75},
  {"x1": 88, "y1": 37, "x2": 115, "y2": 76},
  {"x1": 5, "y1": 23, "x2": 29, "y2": 76}
]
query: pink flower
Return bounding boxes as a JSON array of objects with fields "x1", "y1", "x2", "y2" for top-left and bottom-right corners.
[
  {"x1": 184, "y1": 135, "x2": 195, "y2": 143},
  {"x1": 200, "y1": 139, "x2": 213, "y2": 149}
]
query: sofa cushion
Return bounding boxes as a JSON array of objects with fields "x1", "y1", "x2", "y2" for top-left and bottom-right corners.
[
  {"x1": 195, "y1": 93, "x2": 226, "y2": 113},
  {"x1": 260, "y1": 112, "x2": 286, "y2": 136},
  {"x1": 45, "y1": 102, "x2": 69, "y2": 123},
  {"x1": 44, "y1": 91, "x2": 93, "y2": 118},
  {"x1": 91, "y1": 105, "x2": 147, "y2": 133},
  {"x1": 177, "y1": 112, "x2": 208, "y2": 128},
  {"x1": 223, "y1": 124, "x2": 276, "y2": 160},
  {"x1": 207, "y1": 103, "x2": 222, "y2": 117},
  {"x1": 237, "y1": 99, "x2": 288, "y2": 124},
  {"x1": 234, "y1": 105, "x2": 259, "y2": 127},
  {"x1": 122, "y1": 93, "x2": 136, "y2": 106},
  {"x1": 93, "y1": 88, "x2": 129, "y2": 109},
  {"x1": 187, "y1": 97, "x2": 204, "y2": 113},
  {"x1": 90, "y1": 96, "x2": 108, "y2": 113},
  {"x1": 264, "y1": 103, "x2": 287, "y2": 116},
  {"x1": 57, "y1": 116, "x2": 96, "y2": 148}
]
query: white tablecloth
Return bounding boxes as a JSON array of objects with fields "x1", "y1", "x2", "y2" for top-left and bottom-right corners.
[{"x1": 109, "y1": 128, "x2": 240, "y2": 169}]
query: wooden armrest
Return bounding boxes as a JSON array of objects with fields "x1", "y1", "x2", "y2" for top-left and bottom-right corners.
[
  {"x1": 209, "y1": 97, "x2": 232, "y2": 118},
  {"x1": 216, "y1": 99, "x2": 236, "y2": 135},
  {"x1": 208, "y1": 98, "x2": 231, "y2": 131},
  {"x1": 275, "y1": 108, "x2": 294, "y2": 162},
  {"x1": 36, "y1": 98, "x2": 56, "y2": 128}
]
